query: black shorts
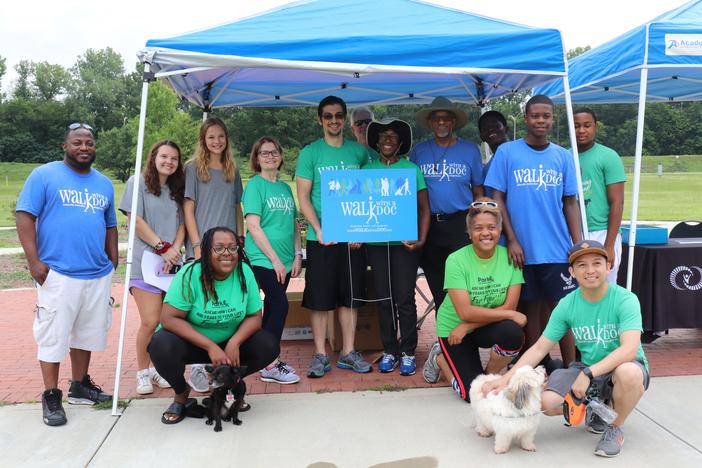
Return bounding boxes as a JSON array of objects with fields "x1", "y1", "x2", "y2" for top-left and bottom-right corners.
[
  {"x1": 520, "y1": 263, "x2": 577, "y2": 302},
  {"x1": 545, "y1": 360, "x2": 650, "y2": 400},
  {"x1": 302, "y1": 241, "x2": 366, "y2": 311}
]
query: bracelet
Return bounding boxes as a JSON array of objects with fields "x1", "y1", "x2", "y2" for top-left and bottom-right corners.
[
  {"x1": 582, "y1": 367, "x2": 594, "y2": 382},
  {"x1": 295, "y1": 250, "x2": 303, "y2": 257},
  {"x1": 155, "y1": 241, "x2": 172, "y2": 255},
  {"x1": 192, "y1": 242, "x2": 201, "y2": 248}
]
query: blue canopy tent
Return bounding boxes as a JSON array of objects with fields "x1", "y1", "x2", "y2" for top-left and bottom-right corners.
[
  {"x1": 112, "y1": 0, "x2": 586, "y2": 414},
  {"x1": 536, "y1": 0, "x2": 702, "y2": 291}
]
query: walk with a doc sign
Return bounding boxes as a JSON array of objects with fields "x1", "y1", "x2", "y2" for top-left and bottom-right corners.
[{"x1": 321, "y1": 168, "x2": 417, "y2": 242}]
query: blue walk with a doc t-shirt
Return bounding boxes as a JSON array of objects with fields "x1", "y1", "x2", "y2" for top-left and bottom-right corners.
[
  {"x1": 16, "y1": 161, "x2": 117, "y2": 279},
  {"x1": 409, "y1": 138, "x2": 483, "y2": 214},
  {"x1": 484, "y1": 139, "x2": 578, "y2": 265}
]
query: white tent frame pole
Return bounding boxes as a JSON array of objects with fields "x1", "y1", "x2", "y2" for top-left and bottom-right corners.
[
  {"x1": 562, "y1": 75, "x2": 589, "y2": 235},
  {"x1": 625, "y1": 67, "x2": 649, "y2": 290},
  {"x1": 112, "y1": 64, "x2": 152, "y2": 416}
]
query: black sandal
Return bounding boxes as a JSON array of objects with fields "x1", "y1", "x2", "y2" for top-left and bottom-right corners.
[
  {"x1": 161, "y1": 401, "x2": 186, "y2": 425},
  {"x1": 185, "y1": 398, "x2": 206, "y2": 418}
]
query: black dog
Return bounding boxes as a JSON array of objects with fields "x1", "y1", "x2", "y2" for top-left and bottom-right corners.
[{"x1": 204, "y1": 364, "x2": 247, "y2": 432}]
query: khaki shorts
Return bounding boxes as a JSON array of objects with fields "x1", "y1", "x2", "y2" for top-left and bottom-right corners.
[{"x1": 34, "y1": 269, "x2": 113, "y2": 362}]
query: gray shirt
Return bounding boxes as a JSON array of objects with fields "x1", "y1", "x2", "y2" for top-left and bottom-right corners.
[
  {"x1": 119, "y1": 175, "x2": 183, "y2": 280},
  {"x1": 184, "y1": 161, "x2": 243, "y2": 258}
]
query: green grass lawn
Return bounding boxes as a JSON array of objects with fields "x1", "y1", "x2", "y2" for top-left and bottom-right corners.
[{"x1": 1, "y1": 160, "x2": 699, "y2": 227}]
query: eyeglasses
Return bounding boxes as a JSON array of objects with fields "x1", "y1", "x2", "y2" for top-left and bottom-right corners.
[
  {"x1": 378, "y1": 132, "x2": 399, "y2": 141},
  {"x1": 471, "y1": 201, "x2": 498, "y2": 209},
  {"x1": 259, "y1": 150, "x2": 281, "y2": 159},
  {"x1": 68, "y1": 123, "x2": 94, "y2": 131},
  {"x1": 353, "y1": 118, "x2": 372, "y2": 127},
  {"x1": 212, "y1": 245, "x2": 239, "y2": 255},
  {"x1": 322, "y1": 112, "x2": 345, "y2": 121}
]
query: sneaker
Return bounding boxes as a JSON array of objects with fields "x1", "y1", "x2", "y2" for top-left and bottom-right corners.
[
  {"x1": 337, "y1": 350, "x2": 372, "y2": 373},
  {"x1": 594, "y1": 425, "x2": 624, "y2": 457},
  {"x1": 150, "y1": 369, "x2": 171, "y2": 389},
  {"x1": 307, "y1": 353, "x2": 332, "y2": 378},
  {"x1": 68, "y1": 375, "x2": 112, "y2": 405},
  {"x1": 586, "y1": 405, "x2": 608, "y2": 434},
  {"x1": 188, "y1": 364, "x2": 210, "y2": 392},
  {"x1": 399, "y1": 353, "x2": 416, "y2": 376},
  {"x1": 378, "y1": 353, "x2": 398, "y2": 373},
  {"x1": 136, "y1": 369, "x2": 153, "y2": 395},
  {"x1": 423, "y1": 341, "x2": 442, "y2": 383},
  {"x1": 42, "y1": 389, "x2": 67, "y2": 426},
  {"x1": 261, "y1": 361, "x2": 301, "y2": 384}
]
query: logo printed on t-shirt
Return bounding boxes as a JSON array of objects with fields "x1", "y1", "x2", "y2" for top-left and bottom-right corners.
[
  {"x1": 316, "y1": 161, "x2": 361, "y2": 175},
  {"x1": 58, "y1": 188, "x2": 109, "y2": 213},
  {"x1": 512, "y1": 164, "x2": 563, "y2": 191},
  {"x1": 265, "y1": 195, "x2": 295, "y2": 215},
  {"x1": 572, "y1": 319, "x2": 619, "y2": 347},
  {"x1": 419, "y1": 160, "x2": 468, "y2": 181},
  {"x1": 560, "y1": 272, "x2": 576, "y2": 290}
]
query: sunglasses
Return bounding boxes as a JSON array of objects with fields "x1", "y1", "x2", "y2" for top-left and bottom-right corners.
[
  {"x1": 212, "y1": 245, "x2": 239, "y2": 255},
  {"x1": 353, "y1": 118, "x2": 372, "y2": 127},
  {"x1": 68, "y1": 123, "x2": 94, "y2": 131},
  {"x1": 322, "y1": 112, "x2": 345, "y2": 121},
  {"x1": 471, "y1": 201, "x2": 498, "y2": 209}
]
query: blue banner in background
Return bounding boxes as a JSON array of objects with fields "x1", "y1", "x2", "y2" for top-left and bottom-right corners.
[{"x1": 321, "y1": 169, "x2": 417, "y2": 242}]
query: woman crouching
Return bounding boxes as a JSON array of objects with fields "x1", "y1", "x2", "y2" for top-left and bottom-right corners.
[{"x1": 149, "y1": 226, "x2": 278, "y2": 424}]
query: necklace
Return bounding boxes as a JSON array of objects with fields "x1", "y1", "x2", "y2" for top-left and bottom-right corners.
[{"x1": 430, "y1": 136, "x2": 455, "y2": 173}]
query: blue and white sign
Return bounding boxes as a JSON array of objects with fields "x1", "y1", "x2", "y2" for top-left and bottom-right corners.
[{"x1": 321, "y1": 169, "x2": 417, "y2": 242}]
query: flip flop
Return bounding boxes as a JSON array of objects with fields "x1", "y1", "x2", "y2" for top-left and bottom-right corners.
[
  {"x1": 202, "y1": 397, "x2": 251, "y2": 412},
  {"x1": 161, "y1": 401, "x2": 186, "y2": 425}
]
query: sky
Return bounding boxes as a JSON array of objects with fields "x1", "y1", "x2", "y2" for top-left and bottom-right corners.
[{"x1": 0, "y1": 0, "x2": 690, "y2": 93}]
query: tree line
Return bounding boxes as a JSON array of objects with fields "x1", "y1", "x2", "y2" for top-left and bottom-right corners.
[{"x1": 1, "y1": 48, "x2": 700, "y2": 182}]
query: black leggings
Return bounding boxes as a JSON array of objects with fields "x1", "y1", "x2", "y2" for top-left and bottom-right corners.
[
  {"x1": 440, "y1": 320, "x2": 524, "y2": 402},
  {"x1": 148, "y1": 329, "x2": 279, "y2": 394},
  {"x1": 251, "y1": 265, "x2": 291, "y2": 342}
]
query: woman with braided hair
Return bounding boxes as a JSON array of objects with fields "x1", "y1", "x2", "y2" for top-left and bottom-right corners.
[{"x1": 148, "y1": 227, "x2": 278, "y2": 424}]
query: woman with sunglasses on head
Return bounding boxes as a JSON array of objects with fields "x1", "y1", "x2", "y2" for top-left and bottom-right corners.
[
  {"x1": 422, "y1": 198, "x2": 526, "y2": 402},
  {"x1": 242, "y1": 137, "x2": 302, "y2": 384},
  {"x1": 363, "y1": 118, "x2": 430, "y2": 375},
  {"x1": 183, "y1": 117, "x2": 245, "y2": 392},
  {"x1": 119, "y1": 140, "x2": 186, "y2": 395},
  {"x1": 148, "y1": 227, "x2": 278, "y2": 424}
]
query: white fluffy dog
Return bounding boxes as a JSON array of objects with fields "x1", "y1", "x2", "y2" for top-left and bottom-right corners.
[{"x1": 469, "y1": 365, "x2": 546, "y2": 454}]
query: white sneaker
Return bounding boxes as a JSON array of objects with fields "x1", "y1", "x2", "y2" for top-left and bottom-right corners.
[
  {"x1": 150, "y1": 368, "x2": 171, "y2": 389},
  {"x1": 136, "y1": 369, "x2": 153, "y2": 395},
  {"x1": 260, "y1": 361, "x2": 301, "y2": 384},
  {"x1": 188, "y1": 364, "x2": 210, "y2": 392}
]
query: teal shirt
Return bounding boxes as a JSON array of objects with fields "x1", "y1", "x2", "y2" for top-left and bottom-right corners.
[
  {"x1": 578, "y1": 143, "x2": 626, "y2": 231},
  {"x1": 295, "y1": 138, "x2": 368, "y2": 241},
  {"x1": 243, "y1": 175, "x2": 297, "y2": 272},
  {"x1": 364, "y1": 157, "x2": 427, "y2": 246},
  {"x1": 543, "y1": 284, "x2": 648, "y2": 368},
  {"x1": 163, "y1": 262, "x2": 263, "y2": 343}
]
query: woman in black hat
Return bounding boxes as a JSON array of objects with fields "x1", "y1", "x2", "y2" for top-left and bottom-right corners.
[{"x1": 364, "y1": 118, "x2": 430, "y2": 375}]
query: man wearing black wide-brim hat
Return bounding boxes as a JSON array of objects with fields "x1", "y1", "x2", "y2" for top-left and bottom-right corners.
[{"x1": 409, "y1": 96, "x2": 484, "y2": 310}]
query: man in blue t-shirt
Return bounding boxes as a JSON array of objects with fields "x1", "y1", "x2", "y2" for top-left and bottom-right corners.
[
  {"x1": 16, "y1": 123, "x2": 118, "y2": 426},
  {"x1": 484, "y1": 95, "x2": 582, "y2": 367},
  {"x1": 410, "y1": 96, "x2": 484, "y2": 310}
]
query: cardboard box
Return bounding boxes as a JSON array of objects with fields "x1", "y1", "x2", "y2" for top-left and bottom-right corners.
[
  {"x1": 327, "y1": 305, "x2": 383, "y2": 352},
  {"x1": 620, "y1": 224, "x2": 668, "y2": 245},
  {"x1": 282, "y1": 291, "x2": 312, "y2": 341}
]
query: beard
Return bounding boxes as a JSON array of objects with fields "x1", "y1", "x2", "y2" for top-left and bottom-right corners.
[{"x1": 65, "y1": 153, "x2": 96, "y2": 171}]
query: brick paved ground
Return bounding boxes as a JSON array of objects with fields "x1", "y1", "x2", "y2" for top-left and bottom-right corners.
[{"x1": 1, "y1": 280, "x2": 700, "y2": 403}]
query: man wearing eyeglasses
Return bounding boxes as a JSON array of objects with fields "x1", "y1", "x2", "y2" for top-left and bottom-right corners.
[
  {"x1": 16, "y1": 123, "x2": 118, "y2": 426},
  {"x1": 296, "y1": 96, "x2": 373, "y2": 378},
  {"x1": 350, "y1": 106, "x2": 379, "y2": 163},
  {"x1": 410, "y1": 96, "x2": 484, "y2": 311}
]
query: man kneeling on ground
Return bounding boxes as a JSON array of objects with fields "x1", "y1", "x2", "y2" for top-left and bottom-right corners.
[{"x1": 482, "y1": 239, "x2": 649, "y2": 458}]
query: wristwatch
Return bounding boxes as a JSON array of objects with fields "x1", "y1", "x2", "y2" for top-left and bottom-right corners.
[{"x1": 582, "y1": 367, "x2": 594, "y2": 381}]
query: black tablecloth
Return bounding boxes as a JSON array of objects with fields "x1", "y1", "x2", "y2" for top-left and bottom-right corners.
[{"x1": 618, "y1": 239, "x2": 702, "y2": 331}]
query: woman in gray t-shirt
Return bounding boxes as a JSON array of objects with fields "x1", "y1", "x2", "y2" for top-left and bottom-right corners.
[
  {"x1": 119, "y1": 140, "x2": 186, "y2": 395},
  {"x1": 183, "y1": 117, "x2": 244, "y2": 260}
]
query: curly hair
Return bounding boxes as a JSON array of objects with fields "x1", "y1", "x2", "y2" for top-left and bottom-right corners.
[
  {"x1": 143, "y1": 140, "x2": 185, "y2": 205},
  {"x1": 180, "y1": 226, "x2": 248, "y2": 308},
  {"x1": 467, "y1": 196, "x2": 503, "y2": 229},
  {"x1": 189, "y1": 117, "x2": 237, "y2": 183}
]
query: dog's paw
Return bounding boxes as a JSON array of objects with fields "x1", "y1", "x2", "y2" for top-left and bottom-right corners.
[
  {"x1": 223, "y1": 416, "x2": 231, "y2": 422},
  {"x1": 214, "y1": 426, "x2": 222, "y2": 432},
  {"x1": 205, "y1": 420, "x2": 213, "y2": 426},
  {"x1": 493, "y1": 446, "x2": 508, "y2": 454},
  {"x1": 478, "y1": 430, "x2": 493, "y2": 438},
  {"x1": 233, "y1": 418, "x2": 242, "y2": 426},
  {"x1": 520, "y1": 443, "x2": 537, "y2": 452}
]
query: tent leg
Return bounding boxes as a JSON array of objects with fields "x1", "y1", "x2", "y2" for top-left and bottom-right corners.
[
  {"x1": 111, "y1": 64, "x2": 152, "y2": 416},
  {"x1": 561, "y1": 75, "x2": 588, "y2": 236},
  {"x1": 625, "y1": 68, "x2": 648, "y2": 291}
]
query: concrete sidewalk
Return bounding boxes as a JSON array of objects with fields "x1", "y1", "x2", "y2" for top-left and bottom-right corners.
[{"x1": 2, "y1": 376, "x2": 701, "y2": 468}]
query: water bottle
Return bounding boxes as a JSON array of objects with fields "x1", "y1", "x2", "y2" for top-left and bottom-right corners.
[{"x1": 588, "y1": 398, "x2": 618, "y2": 425}]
